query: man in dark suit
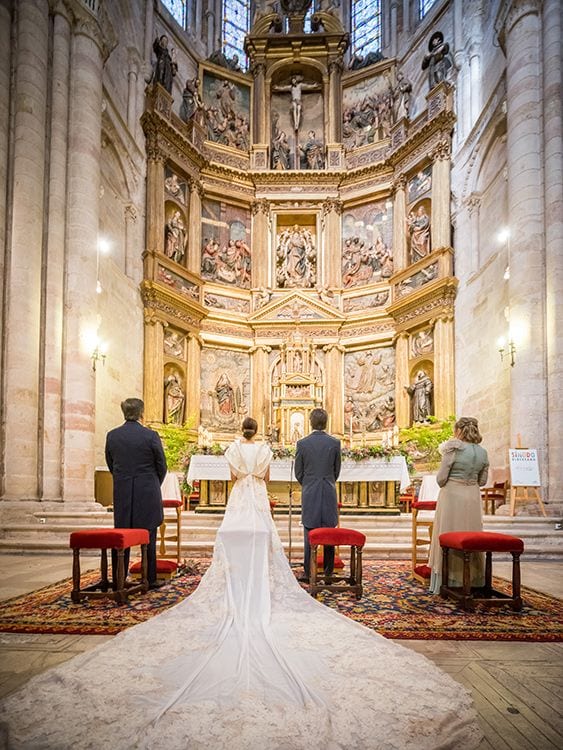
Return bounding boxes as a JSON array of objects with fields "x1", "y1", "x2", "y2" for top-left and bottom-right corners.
[
  {"x1": 294, "y1": 408, "x2": 341, "y2": 583},
  {"x1": 105, "y1": 398, "x2": 167, "y2": 589}
]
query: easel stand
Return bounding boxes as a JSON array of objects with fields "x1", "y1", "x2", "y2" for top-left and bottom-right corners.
[{"x1": 510, "y1": 485, "x2": 547, "y2": 517}]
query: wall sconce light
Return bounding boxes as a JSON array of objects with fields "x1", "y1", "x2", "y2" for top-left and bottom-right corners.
[
  {"x1": 91, "y1": 342, "x2": 108, "y2": 371},
  {"x1": 497, "y1": 336, "x2": 516, "y2": 367}
]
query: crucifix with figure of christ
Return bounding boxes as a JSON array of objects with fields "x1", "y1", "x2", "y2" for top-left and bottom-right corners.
[{"x1": 272, "y1": 75, "x2": 321, "y2": 169}]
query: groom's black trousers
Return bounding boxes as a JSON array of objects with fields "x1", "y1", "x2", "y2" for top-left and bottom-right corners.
[{"x1": 304, "y1": 526, "x2": 335, "y2": 578}]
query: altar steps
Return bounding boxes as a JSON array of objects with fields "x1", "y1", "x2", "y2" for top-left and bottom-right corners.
[{"x1": 0, "y1": 512, "x2": 561, "y2": 560}]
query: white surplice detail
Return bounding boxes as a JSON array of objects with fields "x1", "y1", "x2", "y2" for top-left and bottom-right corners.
[{"x1": 0, "y1": 441, "x2": 482, "y2": 750}]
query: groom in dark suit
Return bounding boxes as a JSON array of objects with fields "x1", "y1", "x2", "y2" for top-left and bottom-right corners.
[
  {"x1": 294, "y1": 408, "x2": 341, "y2": 582},
  {"x1": 105, "y1": 398, "x2": 167, "y2": 589}
]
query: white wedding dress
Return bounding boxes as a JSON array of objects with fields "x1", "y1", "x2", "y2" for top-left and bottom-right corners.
[{"x1": 0, "y1": 442, "x2": 482, "y2": 750}]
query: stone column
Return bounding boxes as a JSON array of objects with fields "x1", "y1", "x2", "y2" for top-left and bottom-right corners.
[
  {"x1": 186, "y1": 333, "x2": 201, "y2": 429},
  {"x1": 543, "y1": 0, "x2": 563, "y2": 502},
  {"x1": 251, "y1": 199, "x2": 271, "y2": 288},
  {"x1": 41, "y1": 5, "x2": 72, "y2": 501},
  {"x1": 469, "y1": 44, "x2": 481, "y2": 125},
  {"x1": 327, "y1": 60, "x2": 343, "y2": 143},
  {"x1": 143, "y1": 312, "x2": 165, "y2": 424},
  {"x1": 251, "y1": 346, "x2": 271, "y2": 436},
  {"x1": 61, "y1": 10, "x2": 112, "y2": 502},
  {"x1": 467, "y1": 194, "x2": 481, "y2": 275},
  {"x1": 433, "y1": 316, "x2": 455, "y2": 420},
  {"x1": 323, "y1": 345, "x2": 344, "y2": 435},
  {"x1": 2, "y1": 0, "x2": 49, "y2": 500},
  {"x1": 205, "y1": 8, "x2": 214, "y2": 54},
  {"x1": 394, "y1": 333, "x2": 410, "y2": 427},
  {"x1": 0, "y1": 0, "x2": 11, "y2": 399},
  {"x1": 392, "y1": 174, "x2": 408, "y2": 270},
  {"x1": 390, "y1": 1, "x2": 399, "y2": 58},
  {"x1": 252, "y1": 62, "x2": 266, "y2": 144},
  {"x1": 321, "y1": 199, "x2": 342, "y2": 288},
  {"x1": 430, "y1": 139, "x2": 451, "y2": 249},
  {"x1": 187, "y1": 179, "x2": 203, "y2": 275},
  {"x1": 146, "y1": 139, "x2": 165, "y2": 254},
  {"x1": 126, "y1": 54, "x2": 139, "y2": 133},
  {"x1": 402, "y1": 0, "x2": 410, "y2": 33},
  {"x1": 195, "y1": 0, "x2": 203, "y2": 39},
  {"x1": 503, "y1": 0, "x2": 548, "y2": 488},
  {"x1": 124, "y1": 203, "x2": 138, "y2": 279}
]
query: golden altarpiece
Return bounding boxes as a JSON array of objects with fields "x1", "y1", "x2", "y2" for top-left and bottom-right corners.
[{"x1": 140, "y1": 5, "x2": 457, "y2": 512}]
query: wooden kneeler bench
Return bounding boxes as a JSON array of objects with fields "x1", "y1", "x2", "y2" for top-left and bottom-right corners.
[
  {"x1": 309, "y1": 527, "x2": 366, "y2": 600},
  {"x1": 439, "y1": 531, "x2": 524, "y2": 612},
  {"x1": 69, "y1": 528, "x2": 149, "y2": 605}
]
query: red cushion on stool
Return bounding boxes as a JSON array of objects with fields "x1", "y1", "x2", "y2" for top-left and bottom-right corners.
[
  {"x1": 162, "y1": 499, "x2": 182, "y2": 508},
  {"x1": 69, "y1": 528, "x2": 149, "y2": 549},
  {"x1": 412, "y1": 501, "x2": 437, "y2": 511},
  {"x1": 130, "y1": 558, "x2": 178, "y2": 574},
  {"x1": 414, "y1": 564, "x2": 432, "y2": 579},
  {"x1": 439, "y1": 531, "x2": 524, "y2": 553},
  {"x1": 309, "y1": 527, "x2": 366, "y2": 547}
]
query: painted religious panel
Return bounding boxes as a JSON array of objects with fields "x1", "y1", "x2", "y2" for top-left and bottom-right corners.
[
  {"x1": 270, "y1": 74, "x2": 324, "y2": 170},
  {"x1": 164, "y1": 167, "x2": 188, "y2": 205},
  {"x1": 410, "y1": 328, "x2": 434, "y2": 358},
  {"x1": 395, "y1": 262, "x2": 437, "y2": 298},
  {"x1": 342, "y1": 70, "x2": 394, "y2": 150},
  {"x1": 201, "y1": 197, "x2": 251, "y2": 288},
  {"x1": 201, "y1": 70, "x2": 250, "y2": 151},
  {"x1": 341, "y1": 202, "x2": 393, "y2": 289},
  {"x1": 203, "y1": 292, "x2": 250, "y2": 314},
  {"x1": 407, "y1": 165, "x2": 432, "y2": 205},
  {"x1": 157, "y1": 265, "x2": 199, "y2": 300},
  {"x1": 343, "y1": 290, "x2": 389, "y2": 313},
  {"x1": 275, "y1": 224, "x2": 317, "y2": 288},
  {"x1": 163, "y1": 328, "x2": 187, "y2": 359},
  {"x1": 344, "y1": 347, "x2": 395, "y2": 435},
  {"x1": 200, "y1": 348, "x2": 250, "y2": 433}
]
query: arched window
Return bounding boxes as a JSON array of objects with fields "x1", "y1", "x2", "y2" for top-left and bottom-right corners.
[
  {"x1": 223, "y1": 0, "x2": 250, "y2": 66},
  {"x1": 351, "y1": 0, "x2": 382, "y2": 59},
  {"x1": 419, "y1": 0, "x2": 438, "y2": 18},
  {"x1": 162, "y1": 0, "x2": 187, "y2": 28}
]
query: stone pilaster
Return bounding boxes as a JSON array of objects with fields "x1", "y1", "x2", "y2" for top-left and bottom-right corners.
[
  {"x1": 327, "y1": 60, "x2": 343, "y2": 143},
  {"x1": 41, "y1": 5, "x2": 72, "y2": 501},
  {"x1": 143, "y1": 313, "x2": 165, "y2": 423},
  {"x1": 392, "y1": 174, "x2": 408, "y2": 271},
  {"x1": 187, "y1": 179, "x2": 203, "y2": 275},
  {"x1": 251, "y1": 198, "x2": 271, "y2": 288},
  {"x1": 394, "y1": 333, "x2": 410, "y2": 427},
  {"x1": 543, "y1": 0, "x2": 563, "y2": 502},
  {"x1": 430, "y1": 139, "x2": 451, "y2": 249},
  {"x1": 321, "y1": 199, "x2": 342, "y2": 287},
  {"x1": 0, "y1": 0, "x2": 10, "y2": 414},
  {"x1": 146, "y1": 138, "x2": 165, "y2": 254},
  {"x1": 252, "y1": 62, "x2": 266, "y2": 144},
  {"x1": 2, "y1": 0, "x2": 49, "y2": 500},
  {"x1": 503, "y1": 0, "x2": 548, "y2": 488},
  {"x1": 251, "y1": 345, "x2": 271, "y2": 436},
  {"x1": 186, "y1": 333, "x2": 201, "y2": 429},
  {"x1": 433, "y1": 316, "x2": 455, "y2": 420},
  {"x1": 323, "y1": 345, "x2": 344, "y2": 435},
  {"x1": 390, "y1": 1, "x2": 399, "y2": 58}
]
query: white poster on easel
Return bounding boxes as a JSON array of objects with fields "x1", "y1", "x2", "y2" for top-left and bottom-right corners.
[{"x1": 509, "y1": 449, "x2": 541, "y2": 486}]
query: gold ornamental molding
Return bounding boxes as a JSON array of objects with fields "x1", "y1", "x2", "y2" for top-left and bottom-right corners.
[
  {"x1": 141, "y1": 280, "x2": 207, "y2": 332},
  {"x1": 386, "y1": 277, "x2": 458, "y2": 332},
  {"x1": 248, "y1": 290, "x2": 345, "y2": 327}
]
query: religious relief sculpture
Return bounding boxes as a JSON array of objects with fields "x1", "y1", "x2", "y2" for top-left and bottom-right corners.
[
  {"x1": 396, "y1": 263, "x2": 437, "y2": 297},
  {"x1": 201, "y1": 349, "x2": 250, "y2": 432},
  {"x1": 164, "y1": 374, "x2": 186, "y2": 425},
  {"x1": 180, "y1": 77, "x2": 203, "y2": 123},
  {"x1": 405, "y1": 370, "x2": 433, "y2": 423},
  {"x1": 207, "y1": 49, "x2": 243, "y2": 73},
  {"x1": 201, "y1": 237, "x2": 252, "y2": 288},
  {"x1": 344, "y1": 348, "x2": 396, "y2": 434},
  {"x1": 341, "y1": 235, "x2": 393, "y2": 288},
  {"x1": 300, "y1": 130, "x2": 325, "y2": 169},
  {"x1": 164, "y1": 330, "x2": 186, "y2": 359},
  {"x1": 421, "y1": 31, "x2": 453, "y2": 90},
  {"x1": 253, "y1": 287, "x2": 272, "y2": 309},
  {"x1": 272, "y1": 75, "x2": 321, "y2": 133},
  {"x1": 164, "y1": 172, "x2": 187, "y2": 204},
  {"x1": 276, "y1": 225, "x2": 316, "y2": 288},
  {"x1": 164, "y1": 209, "x2": 187, "y2": 263},
  {"x1": 342, "y1": 74, "x2": 394, "y2": 150},
  {"x1": 271, "y1": 111, "x2": 292, "y2": 169},
  {"x1": 152, "y1": 35, "x2": 177, "y2": 94},
  {"x1": 407, "y1": 205, "x2": 431, "y2": 262},
  {"x1": 411, "y1": 329, "x2": 434, "y2": 358},
  {"x1": 202, "y1": 73, "x2": 251, "y2": 151}
]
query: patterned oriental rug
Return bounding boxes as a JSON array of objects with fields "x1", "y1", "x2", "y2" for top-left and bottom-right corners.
[{"x1": 0, "y1": 559, "x2": 561, "y2": 641}]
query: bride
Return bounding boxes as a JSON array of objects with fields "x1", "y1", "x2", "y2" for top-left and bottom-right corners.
[{"x1": 0, "y1": 417, "x2": 482, "y2": 749}]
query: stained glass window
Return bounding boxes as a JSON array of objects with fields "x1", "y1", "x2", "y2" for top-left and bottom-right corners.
[
  {"x1": 162, "y1": 0, "x2": 187, "y2": 28},
  {"x1": 223, "y1": 0, "x2": 250, "y2": 67},
  {"x1": 419, "y1": 0, "x2": 438, "y2": 18},
  {"x1": 351, "y1": 0, "x2": 382, "y2": 59}
]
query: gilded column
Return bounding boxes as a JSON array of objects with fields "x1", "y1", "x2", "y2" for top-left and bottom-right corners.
[
  {"x1": 2, "y1": 0, "x2": 49, "y2": 500},
  {"x1": 430, "y1": 139, "x2": 451, "y2": 249},
  {"x1": 186, "y1": 333, "x2": 201, "y2": 429},
  {"x1": 146, "y1": 136, "x2": 165, "y2": 254},
  {"x1": 187, "y1": 178, "x2": 203, "y2": 275},
  {"x1": 251, "y1": 345, "x2": 271, "y2": 436},
  {"x1": 327, "y1": 60, "x2": 343, "y2": 143},
  {"x1": 394, "y1": 333, "x2": 410, "y2": 427},
  {"x1": 143, "y1": 313, "x2": 165, "y2": 423},
  {"x1": 323, "y1": 345, "x2": 344, "y2": 435},
  {"x1": 251, "y1": 61, "x2": 266, "y2": 144},
  {"x1": 392, "y1": 174, "x2": 408, "y2": 271},
  {"x1": 433, "y1": 316, "x2": 455, "y2": 420},
  {"x1": 251, "y1": 199, "x2": 270, "y2": 288},
  {"x1": 543, "y1": 0, "x2": 563, "y2": 502},
  {"x1": 321, "y1": 199, "x2": 342, "y2": 288},
  {"x1": 503, "y1": 0, "x2": 548, "y2": 488}
]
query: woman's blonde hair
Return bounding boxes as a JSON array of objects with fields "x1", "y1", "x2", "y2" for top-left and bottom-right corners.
[
  {"x1": 241, "y1": 417, "x2": 258, "y2": 440},
  {"x1": 455, "y1": 417, "x2": 482, "y2": 444}
]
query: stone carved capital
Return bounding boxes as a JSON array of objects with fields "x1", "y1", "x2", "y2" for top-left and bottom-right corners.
[
  {"x1": 322, "y1": 343, "x2": 345, "y2": 354},
  {"x1": 328, "y1": 59, "x2": 344, "y2": 76},
  {"x1": 252, "y1": 198, "x2": 270, "y2": 216},
  {"x1": 63, "y1": 0, "x2": 117, "y2": 62},
  {"x1": 430, "y1": 139, "x2": 452, "y2": 161},
  {"x1": 124, "y1": 203, "x2": 138, "y2": 222},
  {"x1": 392, "y1": 173, "x2": 408, "y2": 193},
  {"x1": 250, "y1": 344, "x2": 272, "y2": 354},
  {"x1": 321, "y1": 198, "x2": 342, "y2": 216},
  {"x1": 251, "y1": 62, "x2": 267, "y2": 79},
  {"x1": 188, "y1": 177, "x2": 204, "y2": 198},
  {"x1": 466, "y1": 194, "x2": 481, "y2": 215},
  {"x1": 505, "y1": 0, "x2": 542, "y2": 35}
]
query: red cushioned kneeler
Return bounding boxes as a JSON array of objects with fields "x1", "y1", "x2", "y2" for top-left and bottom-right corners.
[
  {"x1": 308, "y1": 527, "x2": 366, "y2": 600},
  {"x1": 411, "y1": 500, "x2": 436, "y2": 586},
  {"x1": 439, "y1": 530, "x2": 524, "y2": 612}
]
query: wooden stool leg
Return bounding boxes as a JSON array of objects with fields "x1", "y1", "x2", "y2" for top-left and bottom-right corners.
[
  {"x1": 159, "y1": 519, "x2": 167, "y2": 556},
  {"x1": 71, "y1": 548, "x2": 81, "y2": 603},
  {"x1": 512, "y1": 551, "x2": 523, "y2": 611},
  {"x1": 176, "y1": 506, "x2": 182, "y2": 564},
  {"x1": 350, "y1": 545, "x2": 356, "y2": 585},
  {"x1": 484, "y1": 551, "x2": 493, "y2": 596},
  {"x1": 100, "y1": 548, "x2": 109, "y2": 592},
  {"x1": 310, "y1": 544, "x2": 318, "y2": 598},
  {"x1": 115, "y1": 549, "x2": 126, "y2": 603},
  {"x1": 141, "y1": 543, "x2": 149, "y2": 592},
  {"x1": 356, "y1": 547, "x2": 363, "y2": 600},
  {"x1": 462, "y1": 551, "x2": 473, "y2": 611},
  {"x1": 440, "y1": 546, "x2": 449, "y2": 598}
]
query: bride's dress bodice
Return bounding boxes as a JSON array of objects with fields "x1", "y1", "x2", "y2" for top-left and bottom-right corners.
[{"x1": 0, "y1": 440, "x2": 482, "y2": 750}]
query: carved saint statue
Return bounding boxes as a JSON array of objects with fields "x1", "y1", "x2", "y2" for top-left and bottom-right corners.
[
  {"x1": 276, "y1": 225, "x2": 316, "y2": 288},
  {"x1": 300, "y1": 130, "x2": 324, "y2": 170},
  {"x1": 407, "y1": 205, "x2": 431, "y2": 262},
  {"x1": 421, "y1": 31, "x2": 452, "y2": 90},
  {"x1": 164, "y1": 374, "x2": 185, "y2": 425},
  {"x1": 165, "y1": 210, "x2": 187, "y2": 263},
  {"x1": 152, "y1": 35, "x2": 177, "y2": 93},
  {"x1": 405, "y1": 370, "x2": 433, "y2": 423},
  {"x1": 393, "y1": 71, "x2": 412, "y2": 120},
  {"x1": 272, "y1": 75, "x2": 320, "y2": 131},
  {"x1": 215, "y1": 372, "x2": 235, "y2": 415},
  {"x1": 180, "y1": 77, "x2": 203, "y2": 122}
]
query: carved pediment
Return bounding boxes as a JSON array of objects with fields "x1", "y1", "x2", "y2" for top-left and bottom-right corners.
[{"x1": 249, "y1": 291, "x2": 345, "y2": 323}]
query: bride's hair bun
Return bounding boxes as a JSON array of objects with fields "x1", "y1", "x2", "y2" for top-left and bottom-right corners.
[{"x1": 242, "y1": 417, "x2": 258, "y2": 440}]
